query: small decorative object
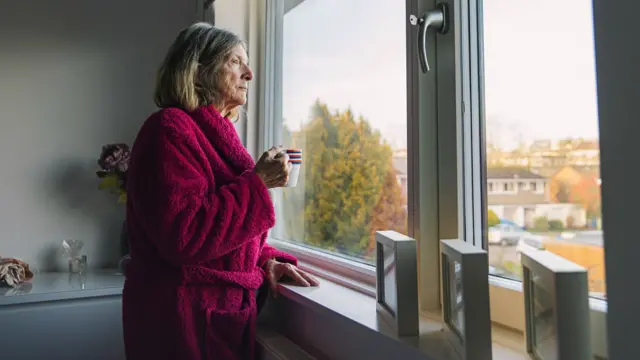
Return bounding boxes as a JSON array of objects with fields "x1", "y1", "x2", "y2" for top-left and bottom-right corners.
[
  {"x1": 96, "y1": 143, "x2": 130, "y2": 204},
  {"x1": 68, "y1": 271, "x2": 87, "y2": 290},
  {"x1": 68, "y1": 255, "x2": 88, "y2": 275},
  {"x1": 375, "y1": 230, "x2": 419, "y2": 337},
  {"x1": 62, "y1": 239, "x2": 86, "y2": 274},
  {"x1": 440, "y1": 239, "x2": 492, "y2": 360},
  {"x1": 0, "y1": 258, "x2": 34, "y2": 287},
  {"x1": 521, "y1": 249, "x2": 591, "y2": 360}
]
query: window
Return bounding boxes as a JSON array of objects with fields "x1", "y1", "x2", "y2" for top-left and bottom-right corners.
[
  {"x1": 478, "y1": 0, "x2": 605, "y2": 300},
  {"x1": 263, "y1": 0, "x2": 607, "y2": 352},
  {"x1": 434, "y1": 0, "x2": 607, "y2": 355},
  {"x1": 268, "y1": 0, "x2": 409, "y2": 266}
]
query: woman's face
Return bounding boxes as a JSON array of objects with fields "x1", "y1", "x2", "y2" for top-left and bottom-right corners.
[{"x1": 218, "y1": 44, "x2": 253, "y2": 110}]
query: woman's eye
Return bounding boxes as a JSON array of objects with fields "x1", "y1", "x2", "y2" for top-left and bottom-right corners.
[{"x1": 231, "y1": 59, "x2": 240, "y2": 65}]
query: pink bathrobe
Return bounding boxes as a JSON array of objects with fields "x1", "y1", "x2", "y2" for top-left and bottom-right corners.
[{"x1": 122, "y1": 105, "x2": 296, "y2": 360}]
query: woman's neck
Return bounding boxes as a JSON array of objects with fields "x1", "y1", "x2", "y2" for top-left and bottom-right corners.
[{"x1": 211, "y1": 103, "x2": 233, "y2": 119}]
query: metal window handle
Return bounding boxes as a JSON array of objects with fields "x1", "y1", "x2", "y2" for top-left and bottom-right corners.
[{"x1": 410, "y1": 3, "x2": 450, "y2": 73}]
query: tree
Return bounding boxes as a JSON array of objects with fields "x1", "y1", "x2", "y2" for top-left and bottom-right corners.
[
  {"x1": 570, "y1": 176, "x2": 602, "y2": 220},
  {"x1": 487, "y1": 209, "x2": 500, "y2": 227},
  {"x1": 280, "y1": 100, "x2": 407, "y2": 260},
  {"x1": 554, "y1": 181, "x2": 572, "y2": 203},
  {"x1": 369, "y1": 166, "x2": 408, "y2": 257}
]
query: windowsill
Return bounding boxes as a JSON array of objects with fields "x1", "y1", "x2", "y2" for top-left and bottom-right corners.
[
  {"x1": 268, "y1": 239, "x2": 608, "y2": 358},
  {"x1": 272, "y1": 237, "x2": 607, "y2": 317},
  {"x1": 273, "y1": 275, "x2": 528, "y2": 360}
]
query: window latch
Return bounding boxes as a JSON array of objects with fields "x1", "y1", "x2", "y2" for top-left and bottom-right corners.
[{"x1": 410, "y1": 3, "x2": 450, "y2": 73}]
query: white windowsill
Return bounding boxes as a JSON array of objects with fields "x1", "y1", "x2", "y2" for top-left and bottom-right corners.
[
  {"x1": 270, "y1": 239, "x2": 609, "y2": 358},
  {"x1": 272, "y1": 238, "x2": 608, "y2": 317},
  {"x1": 276, "y1": 275, "x2": 528, "y2": 360},
  {"x1": 0, "y1": 270, "x2": 124, "y2": 306}
]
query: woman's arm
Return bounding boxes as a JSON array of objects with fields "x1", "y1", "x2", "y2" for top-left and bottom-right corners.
[
  {"x1": 258, "y1": 244, "x2": 297, "y2": 268},
  {"x1": 129, "y1": 118, "x2": 275, "y2": 266}
]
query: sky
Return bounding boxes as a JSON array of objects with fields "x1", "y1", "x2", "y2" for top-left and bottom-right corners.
[{"x1": 282, "y1": 0, "x2": 600, "y2": 151}]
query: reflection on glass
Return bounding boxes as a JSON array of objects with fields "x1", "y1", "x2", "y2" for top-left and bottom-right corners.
[
  {"x1": 276, "y1": 0, "x2": 408, "y2": 265},
  {"x1": 382, "y1": 243, "x2": 397, "y2": 315},
  {"x1": 449, "y1": 260, "x2": 465, "y2": 337},
  {"x1": 0, "y1": 282, "x2": 33, "y2": 296},
  {"x1": 482, "y1": 0, "x2": 605, "y2": 299},
  {"x1": 530, "y1": 273, "x2": 558, "y2": 360}
]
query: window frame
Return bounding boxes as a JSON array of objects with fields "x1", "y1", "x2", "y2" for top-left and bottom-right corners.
[
  {"x1": 258, "y1": 1, "x2": 608, "y2": 356},
  {"x1": 447, "y1": 0, "x2": 609, "y2": 356},
  {"x1": 259, "y1": 0, "x2": 382, "y2": 292},
  {"x1": 259, "y1": 0, "x2": 438, "y2": 301}
]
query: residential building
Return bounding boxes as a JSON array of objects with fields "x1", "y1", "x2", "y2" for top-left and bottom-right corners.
[{"x1": 487, "y1": 167, "x2": 586, "y2": 228}]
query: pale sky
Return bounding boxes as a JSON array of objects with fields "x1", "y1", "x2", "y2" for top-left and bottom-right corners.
[{"x1": 282, "y1": 0, "x2": 600, "y2": 150}]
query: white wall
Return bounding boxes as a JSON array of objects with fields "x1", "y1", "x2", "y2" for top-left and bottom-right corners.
[
  {"x1": 0, "y1": 0, "x2": 198, "y2": 270},
  {"x1": 593, "y1": 0, "x2": 640, "y2": 358}
]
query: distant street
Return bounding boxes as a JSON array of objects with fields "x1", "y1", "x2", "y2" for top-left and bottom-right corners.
[{"x1": 489, "y1": 230, "x2": 604, "y2": 278}]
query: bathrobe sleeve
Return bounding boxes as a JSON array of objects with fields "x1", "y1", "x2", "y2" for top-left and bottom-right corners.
[{"x1": 129, "y1": 120, "x2": 276, "y2": 266}]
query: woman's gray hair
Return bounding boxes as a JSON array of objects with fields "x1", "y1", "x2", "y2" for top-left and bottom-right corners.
[{"x1": 154, "y1": 22, "x2": 245, "y2": 116}]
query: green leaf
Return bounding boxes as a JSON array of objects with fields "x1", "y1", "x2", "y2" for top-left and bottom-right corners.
[{"x1": 98, "y1": 174, "x2": 119, "y2": 190}]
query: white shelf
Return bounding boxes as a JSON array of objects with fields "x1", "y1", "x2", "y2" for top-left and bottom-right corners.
[{"x1": 0, "y1": 270, "x2": 124, "y2": 306}]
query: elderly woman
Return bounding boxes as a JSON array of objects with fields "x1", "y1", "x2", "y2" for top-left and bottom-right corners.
[{"x1": 122, "y1": 22, "x2": 318, "y2": 360}]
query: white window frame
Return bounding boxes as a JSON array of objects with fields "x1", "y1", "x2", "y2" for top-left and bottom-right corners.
[
  {"x1": 258, "y1": 0, "x2": 608, "y2": 356},
  {"x1": 258, "y1": 0, "x2": 460, "y2": 317},
  {"x1": 259, "y1": 0, "x2": 444, "y2": 311},
  {"x1": 448, "y1": 0, "x2": 608, "y2": 356},
  {"x1": 259, "y1": 0, "x2": 379, "y2": 295}
]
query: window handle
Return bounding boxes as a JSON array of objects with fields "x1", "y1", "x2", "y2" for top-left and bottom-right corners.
[{"x1": 410, "y1": 3, "x2": 450, "y2": 73}]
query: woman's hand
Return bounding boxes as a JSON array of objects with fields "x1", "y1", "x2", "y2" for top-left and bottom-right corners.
[
  {"x1": 254, "y1": 146, "x2": 290, "y2": 189},
  {"x1": 263, "y1": 259, "x2": 320, "y2": 297}
]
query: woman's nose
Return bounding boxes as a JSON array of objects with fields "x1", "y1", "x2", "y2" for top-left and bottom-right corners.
[{"x1": 243, "y1": 65, "x2": 253, "y2": 81}]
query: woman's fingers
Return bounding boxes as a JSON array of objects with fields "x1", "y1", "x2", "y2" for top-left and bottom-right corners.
[
  {"x1": 299, "y1": 270, "x2": 320, "y2": 286},
  {"x1": 283, "y1": 264, "x2": 310, "y2": 287},
  {"x1": 269, "y1": 146, "x2": 285, "y2": 158}
]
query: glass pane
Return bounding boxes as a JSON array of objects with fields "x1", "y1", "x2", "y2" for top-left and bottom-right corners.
[
  {"x1": 382, "y1": 242, "x2": 397, "y2": 315},
  {"x1": 450, "y1": 260, "x2": 465, "y2": 337},
  {"x1": 530, "y1": 272, "x2": 558, "y2": 360},
  {"x1": 481, "y1": 0, "x2": 605, "y2": 299},
  {"x1": 275, "y1": 0, "x2": 408, "y2": 264}
]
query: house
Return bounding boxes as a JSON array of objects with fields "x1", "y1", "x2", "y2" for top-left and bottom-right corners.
[
  {"x1": 527, "y1": 138, "x2": 600, "y2": 177},
  {"x1": 567, "y1": 140, "x2": 600, "y2": 167},
  {"x1": 487, "y1": 167, "x2": 586, "y2": 228}
]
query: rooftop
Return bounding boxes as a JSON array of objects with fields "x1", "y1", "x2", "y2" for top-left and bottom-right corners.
[{"x1": 487, "y1": 167, "x2": 545, "y2": 180}]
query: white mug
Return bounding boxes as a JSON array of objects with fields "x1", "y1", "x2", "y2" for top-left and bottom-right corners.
[
  {"x1": 284, "y1": 149, "x2": 302, "y2": 187},
  {"x1": 285, "y1": 161, "x2": 301, "y2": 187}
]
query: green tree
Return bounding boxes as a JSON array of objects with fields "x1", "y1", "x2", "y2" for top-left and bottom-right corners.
[
  {"x1": 369, "y1": 166, "x2": 408, "y2": 257},
  {"x1": 281, "y1": 100, "x2": 407, "y2": 260},
  {"x1": 487, "y1": 209, "x2": 500, "y2": 227}
]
